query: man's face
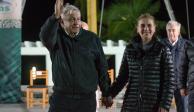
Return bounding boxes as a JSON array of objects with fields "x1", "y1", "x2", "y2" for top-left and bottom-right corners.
[
  {"x1": 137, "y1": 18, "x2": 156, "y2": 41},
  {"x1": 166, "y1": 24, "x2": 180, "y2": 43},
  {"x1": 61, "y1": 11, "x2": 81, "y2": 35}
]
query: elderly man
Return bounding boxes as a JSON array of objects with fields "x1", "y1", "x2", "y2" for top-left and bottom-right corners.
[
  {"x1": 161, "y1": 20, "x2": 188, "y2": 112},
  {"x1": 39, "y1": 0, "x2": 111, "y2": 111}
]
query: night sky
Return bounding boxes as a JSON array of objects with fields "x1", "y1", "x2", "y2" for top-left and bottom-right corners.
[
  {"x1": 22, "y1": 0, "x2": 194, "y2": 41},
  {"x1": 22, "y1": 0, "x2": 55, "y2": 41},
  {"x1": 170, "y1": 0, "x2": 194, "y2": 39}
]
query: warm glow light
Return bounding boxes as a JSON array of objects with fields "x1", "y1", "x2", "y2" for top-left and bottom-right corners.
[{"x1": 31, "y1": 66, "x2": 36, "y2": 79}]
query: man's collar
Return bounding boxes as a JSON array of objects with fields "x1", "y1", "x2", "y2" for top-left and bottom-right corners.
[
  {"x1": 64, "y1": 29, "x2": 83, "y2": 40},
  {"x1": 64, "y1": 29, "x2": 79, "y2": 38},
  {"x1": 168, "y1": 38, "x2": 178, "y2": 46}
]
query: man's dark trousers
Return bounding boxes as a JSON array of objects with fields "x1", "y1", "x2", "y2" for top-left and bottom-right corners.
[
  {"x1": 48, "y1": 91, "x2": 96, "y2": 112},
  {"x1": 188, "y1": 92, "x2": 194, "y2": 112}
]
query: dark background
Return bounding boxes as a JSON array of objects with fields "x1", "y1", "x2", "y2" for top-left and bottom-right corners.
[
  {"x1": 21, "y1": 0, "x2": 194, "y2": 85},
  {"x1": 21, "y1": 56, "x2": 46, "y2": 85},
  {"x1": 22, "y1": 0, "x2": 194, "y2": 41}
]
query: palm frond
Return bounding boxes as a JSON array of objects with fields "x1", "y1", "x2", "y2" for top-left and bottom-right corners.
[{"x1": 99, "y1": 0, "x2": 163, "y2": 41}]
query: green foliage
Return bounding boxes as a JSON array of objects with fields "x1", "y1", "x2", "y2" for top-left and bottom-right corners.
[
  {"x1": 100, "y1": 0, "x2": 164, "y2": 41},
  {"x1": 74, "y1": 0, "x2": 87, "y2": 21}
]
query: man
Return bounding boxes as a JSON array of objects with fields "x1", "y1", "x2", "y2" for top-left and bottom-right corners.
[
  {"x1": 162, "y1": 20, "x2": 188, "y2": 112},
  {"x1": 178, "y1": 39, "x2": 194, "y2": 112},
  {"x1": 39, "y1": 0, "x2": 111, "y2": 111},
  {"x1": 178, "y1": 38, "x2": 194, "y2": 112}
]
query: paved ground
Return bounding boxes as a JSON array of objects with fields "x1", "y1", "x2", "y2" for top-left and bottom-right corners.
[
  {"x1": 0, "y1": 103, "x2": 119, "y2": 112},
  {"x1": 0, "y1": 88, "x2": 176, "y2": 112},
  {"x1": 0, "y1": 103, "x2": 176, "y2": 112}
]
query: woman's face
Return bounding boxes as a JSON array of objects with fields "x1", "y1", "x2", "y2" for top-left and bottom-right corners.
[{"x1": 137, "y1": 18, "x2": 156, "y2": 41}]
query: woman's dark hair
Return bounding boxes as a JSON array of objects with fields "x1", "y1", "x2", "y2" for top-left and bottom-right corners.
[{"x1": 137, "y1": 13, "x2": 156, "y2": 25}]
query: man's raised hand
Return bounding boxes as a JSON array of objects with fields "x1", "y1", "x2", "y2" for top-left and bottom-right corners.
[{"x1": 54, "y1": 0, "x2": 64, "y2": 19}]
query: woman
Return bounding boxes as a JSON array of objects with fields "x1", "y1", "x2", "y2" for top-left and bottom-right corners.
[{"x1": 108, "y1": 13, "x2": 175, "y2": 112}]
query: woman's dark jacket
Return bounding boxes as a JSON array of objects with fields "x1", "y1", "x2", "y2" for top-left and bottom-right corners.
[{"x1": 110, "y1": 36, "x2": 175, "y2": 112}]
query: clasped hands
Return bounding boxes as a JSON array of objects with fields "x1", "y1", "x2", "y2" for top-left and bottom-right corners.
[
  {"x1": 101, "y1": 96, "x2": 168, "y2": 112},
  {"x1": 101, "y1": 96, "x2": 113, "y2": 108}
]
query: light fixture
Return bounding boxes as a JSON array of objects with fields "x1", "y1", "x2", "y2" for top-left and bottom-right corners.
[{"x1": 31, "y1": 66, "x2": 36, "y2": 79}]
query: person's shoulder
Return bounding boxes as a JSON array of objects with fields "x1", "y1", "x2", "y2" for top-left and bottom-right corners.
[
  {"x1": 179, "y1": 37, "x2": 188, "y2": 42},
  {"x1": 126, "y1": 40, "x2": 133, "y2": 47},
  {"x1": 178, "y1": 37, "x2": 190, "y2": 49},
  {"x1": 157, "y1": 42, "x2": 171, "y2": 53},
  {"x1": 157, "y1": 37, "x2": 168, "y2": 45},
  {"x1": 152, "y1": 39, "x2": 170, "y2": 53},
  {"x1": 155, "y1": 38, "x2": 166, "y2": 47},
  {"x1": 81, "y1": 29, "x2": 98, "y2": 38},
  {"x1": 187, "y1": 38, "x2": 194, "y2": 47},
  {"x1": 189, "y1": 37, "x2": 194, "y2": 42},
  {"x1": 80, "y1": 29, "x2": 102, "y2": 44}
]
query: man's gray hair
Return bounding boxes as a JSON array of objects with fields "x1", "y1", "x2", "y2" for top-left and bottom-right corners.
[
  {"x1": 166, "y1": 20, "x2": 181, "y2": 30},
  {"x1": 62, "y1": 3, "x2": 80, "y2": 16}
]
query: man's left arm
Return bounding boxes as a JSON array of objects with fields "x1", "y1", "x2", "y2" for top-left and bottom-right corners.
[{"x1": 95, "y1": 37, "x2": 111, "y2": 97}]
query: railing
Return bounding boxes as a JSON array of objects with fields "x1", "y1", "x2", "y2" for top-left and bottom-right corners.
[{"x1": 21, "y1": 40, "x2": 126, "y2": 86}]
